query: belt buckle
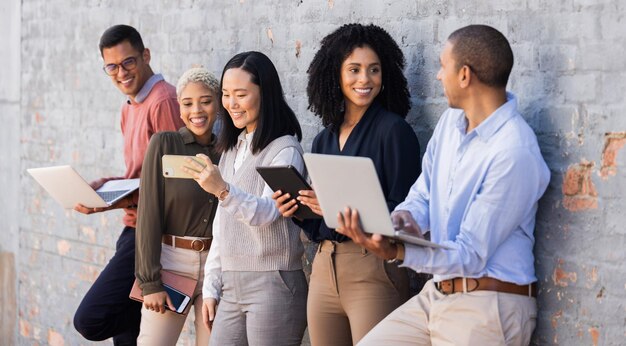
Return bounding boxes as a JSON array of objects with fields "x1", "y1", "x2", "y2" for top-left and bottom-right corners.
[
  {"x1": 190, "y1": 239, "x2": 206, "y2": 252},
  {"x1": 436, "y1": 280, "x2": 454, "y2": 295},
  {"x1": 436, "y1": 281, "x2": 447, "y2": 295}
]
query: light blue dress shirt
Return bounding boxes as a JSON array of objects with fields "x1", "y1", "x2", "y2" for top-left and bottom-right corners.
[{"x1": 397, "y1": 93, "x2": 550, "y2": 285}]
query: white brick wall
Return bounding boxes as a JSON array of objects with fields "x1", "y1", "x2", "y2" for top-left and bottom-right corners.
[{"x1": 3, "y1": 0, "x2": 625, "y2": 344}]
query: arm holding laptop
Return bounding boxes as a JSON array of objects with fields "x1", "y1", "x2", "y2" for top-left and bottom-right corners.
[
  {"x1": 335, "y1": 208, "x2": 423, "y2": 262},
  {"x1": 73, "y1": 176, "x2": 136, "y2": 214},
  {"x1": 336, "y1": 144, "x2": 548, "y2": 276},
  {"x1": 333, "y1": 145, "x2": 433, "y2": 260}
]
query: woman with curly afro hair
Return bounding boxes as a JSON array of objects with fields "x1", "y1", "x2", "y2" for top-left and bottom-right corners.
[{"x1": 274, "y1": 23, "x2": 422, "y2": 345}]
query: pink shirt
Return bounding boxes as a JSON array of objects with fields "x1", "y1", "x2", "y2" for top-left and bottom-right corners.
[{"x1": 118, "y1": 75, "x2": 183, "y2": 227}]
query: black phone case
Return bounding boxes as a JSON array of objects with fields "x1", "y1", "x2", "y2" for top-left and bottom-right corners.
[{"x1": 256, "y1": 165, "x2": 322, "y2": 220}]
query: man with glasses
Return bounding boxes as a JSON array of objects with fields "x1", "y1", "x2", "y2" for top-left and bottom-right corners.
[{"x1": 73, "y1": 24, "x2": 183, "y2": 345}]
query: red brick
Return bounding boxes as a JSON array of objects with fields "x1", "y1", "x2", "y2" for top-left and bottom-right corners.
[
  {"x1": 47, "y1": 329, "x2": 65, "y2": 346},
  {"x1": 563, "y1": 165, "x2": 584, "y2": 195},
  {"x1": 600, "y1": 132, "x2": 626, "y2": 179},
  {"x1": 19, "y1": 319, "x2": 31, "y2": 337},
  {"x1": 563, "y1": 195, "x2": 598, "y2": 211},
  {"x1": 552, "y1": 261, "x2": 578, "y2": 287},
  {"x1": 562, "y1": 161, "x2": 598, "y2": 211},
  {"x1": 588, "y1": 327, "x2": 600, "y2": 346}
]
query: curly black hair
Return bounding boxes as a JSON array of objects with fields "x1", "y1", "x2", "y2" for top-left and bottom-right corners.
[{"x1": 306, "y1": 23, "x2": 410, "y2": 128}]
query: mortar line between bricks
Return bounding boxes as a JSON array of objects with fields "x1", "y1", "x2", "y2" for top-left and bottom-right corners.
[{"x1": 20, "y1": 229, "x2": 116, "y2": 249}]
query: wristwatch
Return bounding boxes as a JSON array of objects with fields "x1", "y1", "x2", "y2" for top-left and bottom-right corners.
[
  {"x1": 386, "y1": 242, "x2": 405, "y2": 264},
  {"x1": 217, "y1": 183, "x2": 230, "y2": 201}
]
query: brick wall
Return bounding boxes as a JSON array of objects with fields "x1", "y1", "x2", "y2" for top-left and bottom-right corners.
[
  {"x1": 4, "y1": 0, "x2": 625, "y2": 344},
  {"x1": 0, "y1": 0, "x2": 21, "y2": 344}
]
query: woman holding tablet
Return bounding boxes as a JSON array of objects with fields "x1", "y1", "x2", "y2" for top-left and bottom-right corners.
[
  {"x1": 134, "y1": 67, "x2": 220, "y2": 345},
  {"x1": 188, "y1": 51, "x2": 308, "y2": 346},
  {"x1": 274, "y1": 23, "x2": 421, "y2": 345}
]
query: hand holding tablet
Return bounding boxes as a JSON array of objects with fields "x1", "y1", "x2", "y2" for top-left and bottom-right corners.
[{"x1": 256, "y1": 165, "x2": 322, "y2": 220}]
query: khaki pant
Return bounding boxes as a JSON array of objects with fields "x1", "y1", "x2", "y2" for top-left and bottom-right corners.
[
  {"x1": 358, "y1": 279, "x2": 537, "y2": 346},
  {"x1": 308, "y1": 240, "x2": 409, "y2": 346},
  {"x1": 137, "y1": 239, "x2": 209, "y2": 346}
]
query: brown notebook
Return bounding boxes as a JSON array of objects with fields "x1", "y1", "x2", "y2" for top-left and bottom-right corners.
[{"x1": 130, "y1": 270, "x2": 198, "y2": 315}]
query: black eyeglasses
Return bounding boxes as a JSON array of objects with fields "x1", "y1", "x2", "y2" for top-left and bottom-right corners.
[{"x1": 102, "y1": 56, "x2": 139, "y2": 76}]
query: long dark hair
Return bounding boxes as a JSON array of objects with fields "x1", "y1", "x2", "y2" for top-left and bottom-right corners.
[
  {"x1": 307, "y1": 23, "x2": 410, "y2": 128},
  {"x1": 217, "y1": 51, "x2": 302, "y2": 154}
]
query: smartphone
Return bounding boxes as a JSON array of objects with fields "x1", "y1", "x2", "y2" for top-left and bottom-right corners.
[
  {"x1": 162, "y1": 155, "x2": 206, "y2": 179},
  {"x1": 164, "y1": 283, "x2": 191, "y2": 314},
  {"x1": 256, "y1": 165, "x2": 322, "y2": 220}
]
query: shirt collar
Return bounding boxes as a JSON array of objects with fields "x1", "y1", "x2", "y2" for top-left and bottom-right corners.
[
  {"x1": 235, "y1": 130, "x2": 254, "y2": 149},
  {"x1": 178, "y1": 126, "x2": 217, "y2": 146},
  {"x1": 237, "y1": 130, "x2": 254, "y2": 142},
  {"x1": 456, "y1": 92, "x2": 518, "y2": 141},
  {"x1": 129, "y1": 73, "x2": 164, "y2": 104}
]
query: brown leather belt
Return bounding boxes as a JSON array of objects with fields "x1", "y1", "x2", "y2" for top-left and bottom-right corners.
[
  {"x1": 162, "y1": 235, "x2": 212, "y2": 252},
  {"x1": 436, "y1": 277, "x2": 536, "y2": 297}
]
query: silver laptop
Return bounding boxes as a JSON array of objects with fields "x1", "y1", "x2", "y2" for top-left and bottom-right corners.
[
  {"x1": 27, "y1": 165, "x2": 139, "y2": 209},
  {"x1": 303, "y1": 153, "x2": 450, "y2": 249}
]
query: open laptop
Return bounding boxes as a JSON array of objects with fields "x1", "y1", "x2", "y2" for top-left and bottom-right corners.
[
  {"x1": 303, "y1": 153, "x2": 450, "y2": 249},
  {"x1": 27, "y1": 165, "x2": 139, "y2": 209}
]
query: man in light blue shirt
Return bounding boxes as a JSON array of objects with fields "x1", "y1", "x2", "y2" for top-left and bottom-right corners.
[{"x1": 336, "y1": 25, "x2": 550, "y2": 345}]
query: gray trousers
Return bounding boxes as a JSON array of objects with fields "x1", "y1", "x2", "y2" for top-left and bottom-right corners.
[{"x1": 210, "y1": 270, "x2": 308, "y2": 346}]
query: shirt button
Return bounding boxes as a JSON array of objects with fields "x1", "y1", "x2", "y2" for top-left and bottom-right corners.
[{"x1": 203, "y1": 219, "x2": 208, "y2": 223}]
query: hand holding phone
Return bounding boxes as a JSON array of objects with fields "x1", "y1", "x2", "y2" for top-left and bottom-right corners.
[
  {"x1": 162, "y1": 155, "x2": 207, "y2": 179},
  {"x1": 129, "y1": 270, "x2": 196, "y2": 315},
  {"x1": 163, "y1": 284, "x2": 191, "y2": 314}
]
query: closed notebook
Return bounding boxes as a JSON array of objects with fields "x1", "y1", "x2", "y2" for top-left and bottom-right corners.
[{"x1": 129, "y1": 270, "x2": 197, "y2": 315}]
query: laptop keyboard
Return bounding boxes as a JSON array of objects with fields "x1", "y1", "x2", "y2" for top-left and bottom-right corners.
[{"x1": 97, "y1": 190, "x2": 128, "y2": 203}]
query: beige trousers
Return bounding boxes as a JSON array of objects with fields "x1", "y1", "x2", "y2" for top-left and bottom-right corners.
[
  {"x1": 137, "y1": 239, "x2": 209, "y2": 346},
  {"x1": 307, "y1": 240, "x2": 409, "y2": 346},
  {"x1": 358, "y1": 279, "x2": 537, "y2": 346}
]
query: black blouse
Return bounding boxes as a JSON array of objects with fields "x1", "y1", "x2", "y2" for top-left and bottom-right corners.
[{"x1": 297, "y1": 102, "x2": 422, "y2": 242}]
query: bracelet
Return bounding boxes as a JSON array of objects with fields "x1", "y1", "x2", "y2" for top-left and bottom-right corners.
[{"x1": 216, "y1": 183, "x2": 230, "y2": 201}]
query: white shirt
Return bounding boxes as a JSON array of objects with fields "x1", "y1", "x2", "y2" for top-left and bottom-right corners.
[{"x1": 202, "y1": 131, "x2": 304, "y2": 300}]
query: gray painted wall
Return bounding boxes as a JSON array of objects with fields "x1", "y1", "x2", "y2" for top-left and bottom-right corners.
[
  {"x1": 2, "y1": 0, "x2": 624, "y2": 345},
  {"x1": 0, "y1": 0, "x2": 21, "y2": 344}
]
